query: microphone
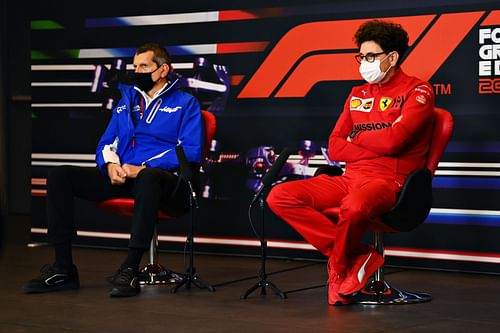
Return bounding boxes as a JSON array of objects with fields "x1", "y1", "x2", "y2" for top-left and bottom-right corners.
[
  {"x1": 175, "y1": 144, "x2": 193, "y2": 182},
  {"x1": 251, "y1": 147, "x2": 292, "y2": 205}
]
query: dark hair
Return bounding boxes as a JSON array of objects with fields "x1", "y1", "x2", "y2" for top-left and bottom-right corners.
[
  {"x1": 136, "y1": 42, "x2": 172, "y2": 72},
  {"x1": 354, "y1": 20, "x2": 409, "y2": 66}
]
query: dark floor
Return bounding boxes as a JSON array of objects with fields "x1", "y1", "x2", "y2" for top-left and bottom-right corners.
[{"x1": 1, "y1": 215, "x2": 500, "y2": 333}]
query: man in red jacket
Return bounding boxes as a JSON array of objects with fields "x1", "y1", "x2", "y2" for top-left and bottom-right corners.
[{"x1": 267, "y1": 19, "x2": 435, "y2": 305}]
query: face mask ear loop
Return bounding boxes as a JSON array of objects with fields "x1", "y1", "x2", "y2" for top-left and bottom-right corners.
[
  {"x1": 383, "y1": 64, "x2": 393, "y2": 76},
  {"x1": 381, "y1": 52, "x2": 394, "y2": 75},
  {"x1": 373, "y1": 52, "x2": 393, "y2": 82}
]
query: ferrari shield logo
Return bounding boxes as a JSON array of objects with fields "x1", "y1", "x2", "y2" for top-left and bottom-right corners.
[{"x1": 379, "y1": 97, "x2": 393, "y2": 111}]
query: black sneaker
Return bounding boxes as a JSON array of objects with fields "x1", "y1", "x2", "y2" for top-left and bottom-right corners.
[
  {"x1": 23, "y1": 264, "x2": 80, "y2": 294},
  {"x1": 109, "y1": 267, "x2": 140, "y2": 297},
  {"x1": 106, "y1": 267, "x2": 137, "y2": 285}
]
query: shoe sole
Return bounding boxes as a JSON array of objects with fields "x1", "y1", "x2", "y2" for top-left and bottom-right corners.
[
  {"x1": 329, "y1": 291, "x2": 351, "y2": 306},
  {"x1": 330, "y1": 298, "x2": 351, "y2": 306},
  {"x1": 23, "y1": 282, "x2": 80, "y2": 294},
  {"x1": 109, "y1": 287, "x2": 140, "y2": 298}
]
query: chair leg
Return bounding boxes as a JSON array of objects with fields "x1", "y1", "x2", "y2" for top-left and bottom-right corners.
[
  {"x1": 352, "y1": 232, "x2": 432, "y2": 305},
  {"x1": 139, "y1": 226, "x2": 183, "y2": 285}
]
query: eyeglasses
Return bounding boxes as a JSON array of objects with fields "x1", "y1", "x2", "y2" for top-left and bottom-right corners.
[{"x1": 354, "y1": 51, "x2": 386, "y2": 64}]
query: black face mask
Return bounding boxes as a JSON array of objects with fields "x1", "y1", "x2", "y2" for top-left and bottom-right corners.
[{"x1": 132, "y1": 66, "x2": 161, "y2": 92}]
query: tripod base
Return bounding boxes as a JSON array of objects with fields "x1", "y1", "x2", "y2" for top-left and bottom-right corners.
[
  {"x1": 240, "y1": 277, "x2": 287, "y2": 299},
  {"x1": 170, "y1": 268, "x2": 215, "y2": 293},
  {"x1": 139, "y1": 263, "x2": 183, "y2": 285},
  {"x1": 351, "y1": 279, "x2": 432, "y2": 305}
]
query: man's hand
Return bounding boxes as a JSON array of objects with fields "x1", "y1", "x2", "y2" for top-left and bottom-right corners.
[
  {"x1": 107, "y1": 163, "x2": 127, "y2": 185},
  {"x1": 122, "y1": 164, "x2": 146, "y2": 179},
  {"x1": 346, "y1": 129, "x2": 359, "y2": 142}
]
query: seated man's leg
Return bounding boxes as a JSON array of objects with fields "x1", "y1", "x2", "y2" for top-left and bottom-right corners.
[
  {"x1": 24, "y1": 166, "x2": 129, "y2": 294},
  {"x1": 335, "y1": 175, "x2": 399, "y2": 296},
  {"x1": 109, "y1": 168, "x2": 187, "y2": 297},
  {"x1": 128, "y1": 167, "x2": 188, "y2": 251},
  {"x1": 47, "y1": 166, "x2": 131, "y2": 247},
  {"x1": 267, "y1": 174, "x2": 348, "y2": 257},
  {"x1": 267, "y1": 174, "x2": 351, "y2": 305}
]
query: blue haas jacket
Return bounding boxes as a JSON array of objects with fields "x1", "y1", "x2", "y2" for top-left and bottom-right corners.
[{"x1": 95, "y1": 79, "x2": 203, "y2": 175}]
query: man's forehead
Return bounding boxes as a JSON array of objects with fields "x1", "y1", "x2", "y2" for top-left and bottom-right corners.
[
  {"x1": 360, "y1": 41, "x2": 383, "y2": 53},
  {"x1": 133, "y1": 51, "x2": 154, "y2": 64}
]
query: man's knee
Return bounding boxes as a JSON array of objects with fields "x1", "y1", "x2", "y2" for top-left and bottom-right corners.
[
  {"x1": 47, "y1": 165, "x2": 74, "y2": 187},
  {"x1": 266, "y1": 182, "x2": 295, "y2": 210},
  {"x1": 134, "y1": 168, "x2": 177, "y2": 193},
  {"x1": 135, "y1": 167, "x2": 161, "y2": 185}
]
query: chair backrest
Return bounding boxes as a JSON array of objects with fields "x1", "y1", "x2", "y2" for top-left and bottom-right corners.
[
  {"x1": 201, "y1": 110, "x2": 217, "y2": 160},
  {"x1": 381, "y1": 107, "x2": 454, "y2": 232},
  {"x1": 425, "y1": 108, "x2": 454, "y2": 175}
]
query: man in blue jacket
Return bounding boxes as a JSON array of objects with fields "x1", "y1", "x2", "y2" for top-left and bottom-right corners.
[{"x1": 23, "y1": 43, "x2": 203, "y2": 297}]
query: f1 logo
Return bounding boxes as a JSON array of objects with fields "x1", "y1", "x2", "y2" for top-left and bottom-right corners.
[{"x1": 238, "y1": 12, "x2": 485, "y2": 98}]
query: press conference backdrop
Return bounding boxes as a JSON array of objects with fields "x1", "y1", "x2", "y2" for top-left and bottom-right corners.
[{"x1": 30, "y1": 0, "x2": 500, "y2": 273}]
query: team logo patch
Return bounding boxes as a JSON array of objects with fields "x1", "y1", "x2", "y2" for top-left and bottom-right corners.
[
  {"x1": 379, "y1": 97, "x2": 393, "y2": 111},
  {"x1": 159, "y1": 106, "x2": 182, "y2": 113},
  {"x1": 116, "y1": 105, "x2": 127, "y2": 114},
  {"x1": 350, "y1": 97, "x2": 374, "y2": 112}
]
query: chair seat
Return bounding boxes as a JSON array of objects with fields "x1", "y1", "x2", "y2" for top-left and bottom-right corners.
[{"x1": 97, "y1": 198, "x2": 175, "y2": 220}]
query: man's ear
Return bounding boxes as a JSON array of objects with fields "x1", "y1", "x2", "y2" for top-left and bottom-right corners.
[
  {"x1": 390, "y1": 52, "x2": 400, "y2": 67},
  {"x1": 161, "y1": 63, "x2": 170, "y2": 78}
]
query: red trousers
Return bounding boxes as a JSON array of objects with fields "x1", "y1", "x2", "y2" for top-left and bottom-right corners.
[{"x1": 267, "y1": 173, "x2": 399, "y2": 274}]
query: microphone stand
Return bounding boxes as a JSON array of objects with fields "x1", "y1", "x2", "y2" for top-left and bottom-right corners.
[
  {"x1": 240, "y1": 187, "x2": 287, "y2": 300},
  {"x1": 171, "y1": 147, "x2": 215, "y2": 293}
]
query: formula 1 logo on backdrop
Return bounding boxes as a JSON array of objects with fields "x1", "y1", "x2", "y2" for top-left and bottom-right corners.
[{"x1": 238, "y1": 11, "x2": 491, "y2": 99}]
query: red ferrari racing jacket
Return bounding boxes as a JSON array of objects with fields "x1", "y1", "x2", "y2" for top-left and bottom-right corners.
[{"x1": 328, "y1": 68, "x2": 435, "y2": 185}]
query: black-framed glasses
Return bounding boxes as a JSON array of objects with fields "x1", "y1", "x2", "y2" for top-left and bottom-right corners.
[{"x1": 354, "y1": 51, "x2": 386, "y2": 64}]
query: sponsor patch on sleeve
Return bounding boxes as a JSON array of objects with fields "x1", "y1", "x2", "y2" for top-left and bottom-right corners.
[
  {"x1": 414, "y1": 84, "x2": 432, "y2": 96},
  {"x1": 415, "y1": 95, "x2": 427, "y2": 104},
  {"x1": 414, "y1": 84, "x2": 432, "y2": 105}
]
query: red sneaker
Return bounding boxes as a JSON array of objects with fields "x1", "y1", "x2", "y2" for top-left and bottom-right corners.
[
  {"x1": 327, "y1": 258, "x2": 351, "y2": 306},
  {"x1": 339, "y1": 248, "x2": 384, "y2": 296}
]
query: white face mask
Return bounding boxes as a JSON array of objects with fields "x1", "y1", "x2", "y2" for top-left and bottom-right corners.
[{"x1": 359, "y1": 53, "x2": 392, "y2": 84}]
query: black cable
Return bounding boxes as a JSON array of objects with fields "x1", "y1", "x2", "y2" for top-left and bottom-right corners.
[{"x1": 247, "y1": 202, "x2": 261, "y2": 240}]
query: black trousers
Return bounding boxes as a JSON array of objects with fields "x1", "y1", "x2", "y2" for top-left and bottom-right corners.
[{"x1": 46, "y1": 166, "x2": 190, "y2": 249}]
